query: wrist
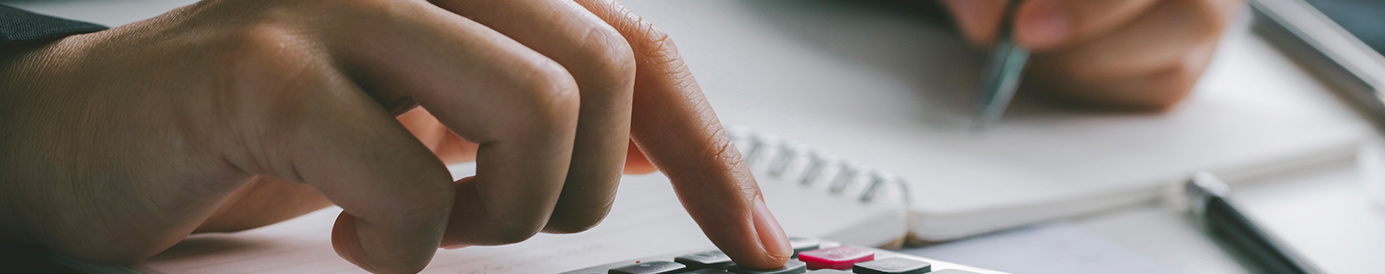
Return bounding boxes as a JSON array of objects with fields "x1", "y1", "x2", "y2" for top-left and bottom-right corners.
[{"x1": 0, "y1": 34, "x2": 96, "y2": 246}]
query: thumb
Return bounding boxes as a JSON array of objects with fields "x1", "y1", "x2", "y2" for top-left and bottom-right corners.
[{"x1": 940, "y1": 0, "x2": 1011, "y2": 46}]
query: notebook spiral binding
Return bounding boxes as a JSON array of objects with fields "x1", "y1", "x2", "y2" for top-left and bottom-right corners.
[{"x1": 726, "y1": 127, "x2": 912, "y2": 205}]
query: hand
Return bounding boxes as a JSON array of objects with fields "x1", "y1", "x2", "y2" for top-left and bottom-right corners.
[
  {"x1": 940, "y1": 0, "x2": 1243, "y2": 110},
  {"x1": 0, "y1": 0, "x2": 791, "y2": 272}
]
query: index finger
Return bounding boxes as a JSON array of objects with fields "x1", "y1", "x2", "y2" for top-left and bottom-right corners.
[{"x1": 574, "y1": 0, "x2": 793, "y2": 269}]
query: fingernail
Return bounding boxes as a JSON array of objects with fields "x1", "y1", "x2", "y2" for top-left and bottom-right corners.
[
  {"x1": 752, "y1": 199, "x2": 793, "y2": 260},
  {"x1": 1019, "y1": 1, "x2": 1069, "y2": 48}
]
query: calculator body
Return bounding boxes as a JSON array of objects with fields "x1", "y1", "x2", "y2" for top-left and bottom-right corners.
[{"x1": 559, "y1": 238, "x2": 1007, "y2": 274}]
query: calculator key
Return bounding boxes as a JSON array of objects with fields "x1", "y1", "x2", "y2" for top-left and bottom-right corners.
[
  {"x1": 608, "y1": 261, "x2": 686, "y2": 274},
  {"x1": 727, "y1": 260, "x2": 808, "y2": 274},
  {"x1": 797, "y1": 246, "x2": 874, "y2": 270},
  {"x1": 930, "y1": 270, "x2": 982, "y2": 274},
  {"x1": 789, "y1": 237, "x2": 821, "y2": 257},
  {"x1": 852, "y1": 257, "x2": 932, "y2": 274},
  {"x1": 806, "y1": 269, "x2": 852, "y2": 274},
  {"x1": 685, "y1": 269, "x2": 735, "y2": 274},
  {"x1": 675, "y1": 250, "x2": 735, "y2": 269}
]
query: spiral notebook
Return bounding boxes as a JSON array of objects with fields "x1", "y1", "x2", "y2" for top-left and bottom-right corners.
[{"x1": 727, "y1": 127, "x2": 912, "y2": 247}]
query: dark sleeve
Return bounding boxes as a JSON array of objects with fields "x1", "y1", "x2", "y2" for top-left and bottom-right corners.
[{"x1": 1, "y1": 4, "x2": 106, "y2": 48}]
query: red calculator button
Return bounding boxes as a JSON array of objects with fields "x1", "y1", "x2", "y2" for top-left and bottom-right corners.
[{"x1": 797, "y1": 246, "x2": 874, "y2": 270}]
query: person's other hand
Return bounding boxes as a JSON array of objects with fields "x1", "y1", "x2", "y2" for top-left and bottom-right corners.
[
  {"x1": 940, "y1": 0, "x2": 1243, "y2": 110},
  {"x1": 0, "y1": 0, "x2": 791, "y2": 272}
]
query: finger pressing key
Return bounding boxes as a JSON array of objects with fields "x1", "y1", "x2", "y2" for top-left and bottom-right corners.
[{"x1": 575, "y1": 0, "x2": 794, "y2": 269}]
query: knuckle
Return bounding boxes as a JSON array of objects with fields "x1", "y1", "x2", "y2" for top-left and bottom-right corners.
[
  {"x1": 346, "y1": 0, "x2": 393, "y2": 10},
  {"x1": 628, "y1": 23, "x2": 699, "y2": 90},
  {"x1": 214, "y1": 23, "x2": 328, "y2": 176},
  {"x1": 220, "y1": 23, "x2": 318, "y2": 85},
  {"x1": 576, "y1": 25, "x2": 638, "y2": 93},
  {"x1": 639, "y1": 24, "x2": 679, "y2": 61},
  {"x1": 346, "y1": 0, "x2": 420, "y2": 20},
  {"x1": 599, "y1": 5, "x2": 695, "y2": 88},
  {"x1": 618, "y1": 11, "x2": 682, "y2": 63},
  {"x1": 225, "y1": 23, "x2": 294, "y2": 56},
  {"x1": 511, "y1": 57, "x2": 581, "y2": 131}
]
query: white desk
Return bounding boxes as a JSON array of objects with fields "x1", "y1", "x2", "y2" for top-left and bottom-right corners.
[{"x1": 7, "y1": 0, "x2": 1382, "y2": 273}]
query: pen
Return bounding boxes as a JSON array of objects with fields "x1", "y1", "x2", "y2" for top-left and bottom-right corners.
[
  {"x1": 1185, "y1": 172, "x2": 1323, "y2": 274},
  {"x1": 974, "y1": 0, "x2": 1030, "y2": 129}
]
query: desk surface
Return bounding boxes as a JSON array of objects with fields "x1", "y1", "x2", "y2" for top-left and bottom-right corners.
[
  {"x1": 1077, "y1": 152, "x2": 1385, "y2": 274},
  {"x1": 6, "y1": 0, "x2": 1383, "y2": 273}
]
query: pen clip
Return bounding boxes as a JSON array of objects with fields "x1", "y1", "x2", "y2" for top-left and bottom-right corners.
[{"x1": 1185, "y1": 172, "x2": 1230, "y2": 220}]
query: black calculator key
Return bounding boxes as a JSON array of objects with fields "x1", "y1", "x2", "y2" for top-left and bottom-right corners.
[
  {"x1": 727, "y1": 260, "x2": 808, "y2": 274},
  {"x1": 930, "y1": 270, "x2": 981, "y2": 274},
  {"x1": 806, "y1": 270, "x2": 852, "y2": 274},
  {"x1": 852, "y1": 257, "x2": 932, "y2": 274},
  {"x1": 789, "y1": 237, "x2": 821, "y2": 257},
  {"x1": 675, "y1": 250, "x2": 735, "y2": 269},
  {"x1": 608, "y1": 261, "x2": 686, "y2": 274}
]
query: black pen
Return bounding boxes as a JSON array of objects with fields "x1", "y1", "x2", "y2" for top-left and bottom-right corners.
[
  {"x1": 1185, "y1": 173, "x2": 1323, "y2": 274},
  {"x1": 973, "y1": 0, "x2": 1030, "y2": 129}
]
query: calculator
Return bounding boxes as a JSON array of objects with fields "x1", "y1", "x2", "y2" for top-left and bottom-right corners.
[{"x1": 559, "y1": 237, "x2": 1008, "y2": 274}]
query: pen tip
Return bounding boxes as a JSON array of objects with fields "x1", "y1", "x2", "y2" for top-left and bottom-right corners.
[{"x1": 969, "y1": 118, "x2": 991, "y2": 134}]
